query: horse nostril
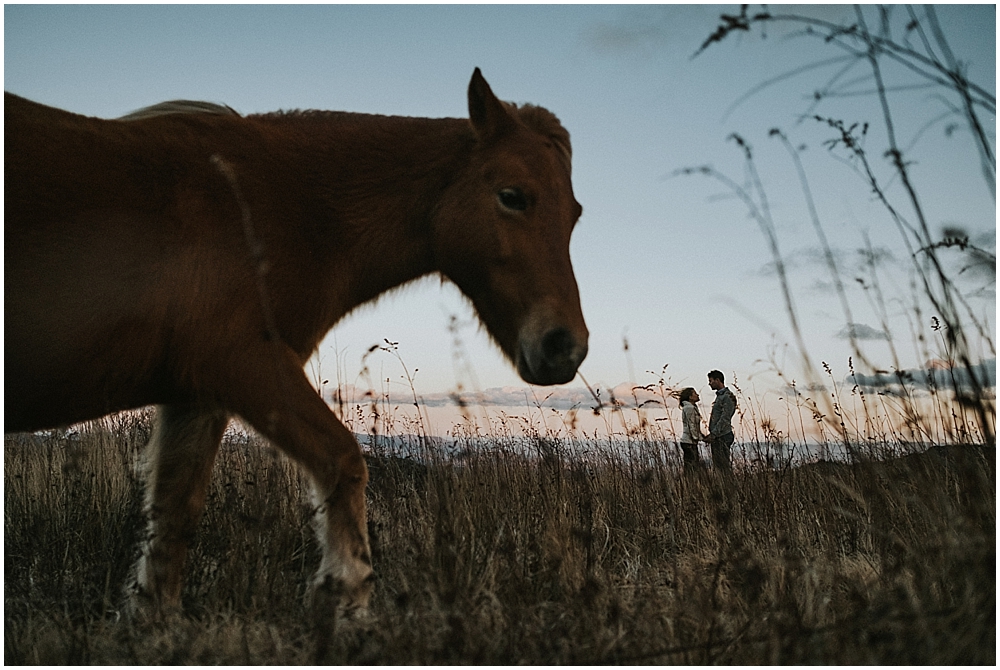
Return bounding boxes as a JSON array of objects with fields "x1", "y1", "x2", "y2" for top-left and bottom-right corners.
[
  {"x1": 541, "y1": 327, "x2": 575, "y2": 365},
  {"x1": 518, "y1": 325, "x2": 586, "y2": 385}
]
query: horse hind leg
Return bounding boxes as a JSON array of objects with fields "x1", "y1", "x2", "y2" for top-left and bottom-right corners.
[{"x1": 129, "y1": 403, "x2": 229, "y2": 617}]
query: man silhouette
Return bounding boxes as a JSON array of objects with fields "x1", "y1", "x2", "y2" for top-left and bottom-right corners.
[{"x1": 707, "y1": 370, "x2": 737, "y2": 472}]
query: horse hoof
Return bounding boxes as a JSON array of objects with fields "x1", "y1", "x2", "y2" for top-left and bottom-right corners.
[{"x1": 309, "y1": 573, "x2": 374, "y2": 620}]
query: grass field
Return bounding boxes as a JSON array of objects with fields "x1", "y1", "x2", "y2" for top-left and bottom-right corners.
[{"x1": 4, "y1": 409, "x2": 994, "y2": 664}]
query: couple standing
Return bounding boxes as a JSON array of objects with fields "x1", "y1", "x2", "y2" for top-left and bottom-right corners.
[{"x1": 678, "y1": 370, "x2": 737, "y2": 474}]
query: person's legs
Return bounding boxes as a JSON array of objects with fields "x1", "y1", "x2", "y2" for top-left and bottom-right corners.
[
  {"x1": 711, "y1": 432, "x2": 734, "y2": 472},
  {"x1": 680, "y1": 442, "x2": 699, "y2": 474}
]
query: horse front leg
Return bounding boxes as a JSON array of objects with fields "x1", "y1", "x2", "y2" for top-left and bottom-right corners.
[
  {"x1": 215, "y1": 343, "x2": 374, "y2": 615},
  {"x1": 130, "y1": 403, "x2": 229, "y2": 616},
  {"x1": 306, "y1": 427, "x2": 374, "y2": 618}
]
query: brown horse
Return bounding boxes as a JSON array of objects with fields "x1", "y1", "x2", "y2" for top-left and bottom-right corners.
[{"x1": 5, "y1": 69, "x2": 588, "y2": 615}]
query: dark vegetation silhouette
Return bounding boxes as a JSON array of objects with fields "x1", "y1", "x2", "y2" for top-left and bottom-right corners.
[{"x1": 682, "y1": 4, "x2": 995, "y2": 451}]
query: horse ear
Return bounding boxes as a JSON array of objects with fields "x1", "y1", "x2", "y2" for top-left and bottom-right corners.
[{"x1": 468, "y1": 67, "x2": 516, "y2": 140}]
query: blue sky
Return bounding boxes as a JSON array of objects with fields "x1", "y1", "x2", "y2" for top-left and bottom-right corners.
[{"x1": 5, "y1": 4, "x2": 995, "y2": 408}]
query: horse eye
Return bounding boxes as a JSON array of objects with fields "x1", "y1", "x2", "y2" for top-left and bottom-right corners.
[{"x1": 497, "y1": 187, "x2": 528, "y2": 212}]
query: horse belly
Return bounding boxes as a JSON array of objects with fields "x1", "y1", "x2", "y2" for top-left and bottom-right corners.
[
  {"x1": 5, "y1": 255, "x2": 172, "y2": 431},
  {"x1": 5, "y1": 201, "x2": 183, "y2": 431}
]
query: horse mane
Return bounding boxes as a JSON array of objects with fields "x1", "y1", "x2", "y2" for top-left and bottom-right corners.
[
  {"x1": 251, "y1": 108, "x2": 350, "y2": 119},
  {"x1": 118, "y1": 100, "x2": 239, "y2": 121},
  {"x1": 115, "y1": 98, "x2": 571, "y2": 172},
  {"x1": 247, "y1": 102, "x2": 572, "y2": 172},
  {"x1": 512, "y1": 103, "x2": 573, "y2": 175}
]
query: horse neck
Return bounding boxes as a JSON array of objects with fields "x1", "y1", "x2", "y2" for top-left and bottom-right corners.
[{"x1": 259, "y1": 112, "x2": 471, "y2": 312}]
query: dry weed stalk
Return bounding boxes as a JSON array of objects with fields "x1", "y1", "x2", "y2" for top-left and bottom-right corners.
[{"x1": 684, "y1": 4, "x2": 995, "y2": 446}]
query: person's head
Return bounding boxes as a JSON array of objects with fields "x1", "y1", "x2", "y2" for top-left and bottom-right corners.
[
  {"x1": 707, "y1": 370, "x2": 725, "y2": 390},
  {"x1": 678, "y1": 387, "x2": 699, "y2": 405}
]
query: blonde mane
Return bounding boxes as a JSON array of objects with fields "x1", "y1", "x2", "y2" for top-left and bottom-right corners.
[{"x1": 118, "y1": 100, "x2": 238, "y2": 121}]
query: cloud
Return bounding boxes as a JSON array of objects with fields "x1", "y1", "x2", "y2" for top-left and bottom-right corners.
[
  {"x1": 849, "y1": 358, "x2": 997, "y2": 392},
  {"x1": 937, "y1": 227, "x2": 997, "y2": 288},
  {"x1": 836, "y1": 323, "x2": 890, "y2": 341},
  {"x1": 585, "y1": 17, "x2": 669, "y2": 53},
  {"x1": 756, "y1": 246, "x2": 854, "y2": 279},
  {"x1": 754, "y1": 246, "x2": 904, "y2": 280},
  {"x1": 336, "y1": 382, "x2": 677, "y2": 412},
  {"x1": 582, "y1": 6, "x2": 710, "y2": 55},
  {"x1": 418, "y1": 383, "x2": 670, "y2": 411},
  {"x1": 423, "y1": 386, "x2": 595, "y2": 409},
  {"x1": 854, "y1": 246, "x2": 896, "y2": 269},
  {"x1": 780, "y1": 381, "x2": 828, "y2": 396},
  {"x1": 757, "y1": 258, "x2": 793, "y2": 278},
  {"x1": 808, "y1": 279, "x2": 837, "y2": 294}
]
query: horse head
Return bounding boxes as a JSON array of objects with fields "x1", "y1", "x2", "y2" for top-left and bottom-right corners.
[{"x1": 433, "y1": 69, "x2": 589, "y2": 386}]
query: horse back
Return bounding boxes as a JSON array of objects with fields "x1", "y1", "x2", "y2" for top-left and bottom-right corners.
[{"x1": 5, "y1": 93, "x2": 275, "y2": 431}]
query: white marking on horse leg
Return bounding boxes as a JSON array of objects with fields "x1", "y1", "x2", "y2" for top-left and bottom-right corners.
[
  {"x1": 206, "y1": 342, "x2": 374, "y2": 615},
  {"x1": 307, "y1": 452, "x2": 374, "y2": 614},
  {"x1": 130, "y1": 404, "x2": 228, "y2": 616}
]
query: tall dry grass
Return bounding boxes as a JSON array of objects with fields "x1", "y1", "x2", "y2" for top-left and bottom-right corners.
[
  {"x1": 686, "y1": 4, "x2": 995, "y2": 448},
  {"x1": 4, "y1": 408, "x2": 993, "y2": 664}
]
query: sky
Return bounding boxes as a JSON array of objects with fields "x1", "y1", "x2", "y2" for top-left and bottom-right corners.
[{"x1": 5, "y1": 4, "x2": 995, "y2": 433}]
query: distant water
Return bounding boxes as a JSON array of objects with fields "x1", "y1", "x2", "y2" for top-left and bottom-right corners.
[
  {"x1": 355, "y1": 432, "x2": 926, "y2": 469},
  {"x1": 22, "y1": 418, "x2": 926, "y2": 471}
]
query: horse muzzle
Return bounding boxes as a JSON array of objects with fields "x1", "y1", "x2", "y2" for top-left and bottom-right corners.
[{"x1": 517, "y1": 325, "x2": 588, "y2": 386}]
